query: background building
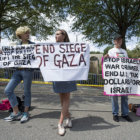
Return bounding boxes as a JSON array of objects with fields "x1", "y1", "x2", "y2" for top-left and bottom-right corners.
[{"x1": 89, "y1": 54, "x2": 103, "y2": 74}]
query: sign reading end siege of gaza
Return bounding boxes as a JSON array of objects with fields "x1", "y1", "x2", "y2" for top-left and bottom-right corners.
[
  {"x1": 0, "y1": 43, "x2": 89, "y2": 81},
  {"x1": 34, "y1": 43, "x2": 90, "y2": 81},
  {"x1": 102, "y1": 57, "x2": 140, "y2": 96}
]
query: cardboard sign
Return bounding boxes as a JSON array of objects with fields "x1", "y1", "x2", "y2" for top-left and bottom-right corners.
[
  {"x1": 0, "y1": 45, "x2": 38, "y2": 68},
  {"x1": 102, "y1": 57, "x2": 140, "y2": 96}
]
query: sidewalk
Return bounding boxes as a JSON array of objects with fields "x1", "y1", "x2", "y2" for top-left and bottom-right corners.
[{"x1": 0, "y1": 84, "x2": 140, "y2": 140}]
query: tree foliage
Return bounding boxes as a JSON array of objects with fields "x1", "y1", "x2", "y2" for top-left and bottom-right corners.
[
  {"x1": 90, "y1": 51, "x2": 102, "y2": 54},
  {"x1": 103, "y1": 46, "x2": 113, "y2": 55},
  {"x1": 0, "y1": 0, "x2": 69, "y2": 40},
  {"x1": 69, "y1": 0, "x2": 140, "y2": 50},
  {"x1": 127, "y1": 43, "x2": 140, "y2": 58}
]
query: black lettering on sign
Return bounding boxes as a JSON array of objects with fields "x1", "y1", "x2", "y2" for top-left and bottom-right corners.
[
  {"x1": 23, "y1": 54, "x2": 35, "y2": 60},
  {"x1": 130, "y1": 72, "x2": 138, "y2": 78},
  {"x1": 110, "y1": 87, "x2": 132, "y2": 94},
  {"x1": 105, "y1": 64, "x2": 120, "y2": 69},
  {"x1": 105, "y1": 71, "x2": 118, "y2": 77},
  {"x1": 3, "y1": 61, "x2": 11, "y2": 66},
  {"x1": 12, "y1": 55, "x2": 20, "y2": 59},
  {"x1": 14, "y1": 60, "x2": 31, "y2": 65}
]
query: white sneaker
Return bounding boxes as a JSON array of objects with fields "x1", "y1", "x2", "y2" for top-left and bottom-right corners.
[
  {"x1": 4, "y1": 112, "x2": 22, "y2": 122},
  {"x1": 66, "y1": 118, "x2": 72, "y2": 128},
  {"x1": 58, "y1": 124, "x2": 65, "y2": 136},
  {"x1": 20, "y1": 112, "x2": 29, "y2": 123}
]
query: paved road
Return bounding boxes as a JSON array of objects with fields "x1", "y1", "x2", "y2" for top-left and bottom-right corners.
[{"x1": 0, "y1": 84, "x2": 140, "y2": 140}]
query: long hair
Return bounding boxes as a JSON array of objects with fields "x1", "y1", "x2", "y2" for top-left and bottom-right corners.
[{"x1": 57, "y1": 29, "x2": 70, "y2": 42}]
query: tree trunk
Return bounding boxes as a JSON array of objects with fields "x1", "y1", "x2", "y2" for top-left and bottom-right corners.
[
  {"x1": 122, "y1": 38, "x2": 126, "y2": 50},
  {"x1": 121, "y1": 29, "x2": 127, "y2": 50}
]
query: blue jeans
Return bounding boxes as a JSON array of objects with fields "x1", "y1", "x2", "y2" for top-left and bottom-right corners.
[
  {"x1": 111, "y1": 96, "x2": 129, "y2": 116},
  {"x1": 4, "y1": 70, "x2": 33, "y2": 108}
]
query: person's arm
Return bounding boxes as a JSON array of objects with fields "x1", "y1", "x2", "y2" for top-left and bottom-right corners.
[
  {"x1": 104, "y1": 49, "x2": 112, "y2": 58},
  {"x1": 104, "y1": 54, "x2": 109, "y2": 58}
]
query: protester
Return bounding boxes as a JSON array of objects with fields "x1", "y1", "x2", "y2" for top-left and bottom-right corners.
[
  {"x1": 4, "y1": 26, "x2": 35, "y2": 123},
  {"x1": 53, "y1": 29, "x2": 77, "y2": 136},
  {"x1": 105, "y1": 34, "x2": 133, "y2": 122}
]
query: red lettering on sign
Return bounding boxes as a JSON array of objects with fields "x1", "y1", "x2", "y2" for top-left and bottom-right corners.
[
  {"x1": 43, "y1": 55, "x2": 49, "y2": 66},
  {"x1": 62, "y1": 54, "x2": 69, "y2": 68},
  {"x1": 68, "y1": 54, "x2": 78, "y2": 67},
  {"x1": 54, "y1": 54, "x2": 61, "y2": 68},
  {"x1": 35, "y1": 44, "x2": 41, "y2": 54},
  {"x1": 36, "y1": 56, "x2": 42, "y2": 67},
  {"x1": 79, "y1": 54, "x2": 86, "y2": 66},
  {"x1": 81, "y1": 43, "x2": 86, "y2": 52}
]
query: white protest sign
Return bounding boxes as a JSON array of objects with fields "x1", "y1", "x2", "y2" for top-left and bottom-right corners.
[
  {"x1": 0, "y1": 45, "x2": 39, "y2": 68},
  {"x1": 102, "y1": 57, "x2": 140, "y2": 96},
  {"x1": 34, "y1": 43, "x2": 90, "y2": 81}
]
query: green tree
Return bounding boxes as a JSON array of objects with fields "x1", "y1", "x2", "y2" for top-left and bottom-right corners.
[
  {"x1": 127, "y1": 44, "x2": 140, "y2": 58},
  {"x1": 90, "y1": 51, "x2": 102, "y2": 54},
  {"x1": 0, "y1": 0, "x2": 69, "y2": 39},
  {"x1": 103, "y1": 46, "x2": 113, "y2": 55},
  {"x1": 69, "y1": 0, "x2": 140, "y2": 50}
]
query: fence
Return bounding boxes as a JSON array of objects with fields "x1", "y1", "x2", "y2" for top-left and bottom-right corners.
[{"x1": 0, "y1": 68, "x2": 104, "y2": 87}]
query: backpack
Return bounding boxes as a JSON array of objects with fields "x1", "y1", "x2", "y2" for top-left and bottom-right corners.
[{"x1": 129, "y1": 103, "x2": 140, "y2": 113}]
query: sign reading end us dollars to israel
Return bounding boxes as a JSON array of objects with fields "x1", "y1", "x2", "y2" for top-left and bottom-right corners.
[
  {"x1": 102, "y1": 57, "x2": 140, "y2": 96},
  {"x1": 35, "y1": 43, "x2": 90, "y2": 81}
]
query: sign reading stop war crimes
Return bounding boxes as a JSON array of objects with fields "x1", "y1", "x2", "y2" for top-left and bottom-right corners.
[
  {"x1": 34, "y1": 43, "x2": 90, "y2": 81},
  {"x1": 102, "y1": 57, "x2": 140, "y2": 96},
  {"x1": 0, "y1": 45, "x2": 39, "y2": 68},
  {"x1": 0, "y1": 43, "x2": 90, "y2": 81}
]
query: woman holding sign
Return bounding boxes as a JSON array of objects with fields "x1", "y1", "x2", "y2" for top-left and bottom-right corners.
[
  {"x1": 53, "y1": 29, "x2": 77, "y2": 136},
  {"x1": 4, "y1": 26, "x2": 35, "y2": 123}
]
